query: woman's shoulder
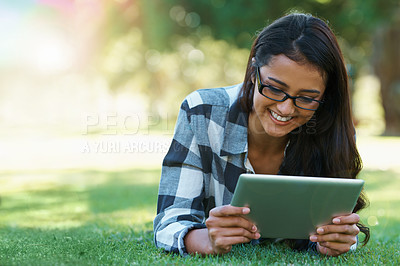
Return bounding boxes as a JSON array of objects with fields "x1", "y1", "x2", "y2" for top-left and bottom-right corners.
[{"x1": 184, "y1": 83, "x2": 242, "y2": 110}]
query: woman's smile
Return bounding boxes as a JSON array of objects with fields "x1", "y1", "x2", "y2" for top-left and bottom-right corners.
[{"x1": 269, "y1": 109, "x2": 293, "y2": 123}]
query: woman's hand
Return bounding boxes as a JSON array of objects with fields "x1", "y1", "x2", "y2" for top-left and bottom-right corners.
[
  {"x1": 309, "y1": 213, "x2": 360, "y2": 257},
  {"x1": 205, "y1": 205, "x2": 260, "y2": 254}
]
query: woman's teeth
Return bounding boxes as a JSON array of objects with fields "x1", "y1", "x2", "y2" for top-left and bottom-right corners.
[{"x1": 270, "y1": 110, "x2": 292, "y2": 122}]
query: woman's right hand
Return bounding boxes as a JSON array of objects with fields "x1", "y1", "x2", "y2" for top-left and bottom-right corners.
[{"x1": 205, "y1": 205, "x2": 260, "y2": 254}]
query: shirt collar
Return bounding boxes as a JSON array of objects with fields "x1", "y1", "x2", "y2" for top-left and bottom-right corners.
[{"x1": 220, "y1": 97, "x2": 249, "y2": 156}]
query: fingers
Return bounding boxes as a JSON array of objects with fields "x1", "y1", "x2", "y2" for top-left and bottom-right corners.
[
  {"x1": 316, "y1": 224, "x2": 360, "y2": 236},
  {"x1": 215, "y1": 236, "x2": 254, "y2": 248},
  {"x1": 310, "y1": 213, "x2": 360, "y2": 256},
  {"x1": 209, "y1": 229, "x2": 259, "y2": 255},
  {"x1": 209, "y1": 205, "x2": 250, "y2": 217},
  {"x1": 331, "y1": 213, "x2": 360, "y2": 225},
  {"x1": 212, "y1": 235, "x2": 257, "y2": 254},
  {"x1": 208, "y1": 226, "x2": 260, "y2": 240},
  {"x1": 310, "y1": 233, "x2": 357, "y2": 244},
  {"x1": 207, "y1": 215, "x2": 256, "y2": 232},
  {"x1": 310, "y1": 223, "x2": 358, "y2": 244},
  {"x1": 317, "y1": 241, "x2": 355, "y2": 257},
  {"x1": 317, "y1": 243, "x2": 344, "y2": 257},
  {"x1": 310, "y1": 214, "x2": 360, "y2": 242},
  {"x1": 208, "y1": 205, "x2": 256, "y2": 235},
  {"x1": 319, "y1": 241, "x2": 353, "y2": 253},
  {"x1": 206, "y1": 205, "x2": 260, "y2": 254}
]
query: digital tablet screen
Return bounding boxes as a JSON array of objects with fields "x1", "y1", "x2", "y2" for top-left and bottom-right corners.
[{"x1": 230, "y1": 174, "x2": 364, "y2": 239}]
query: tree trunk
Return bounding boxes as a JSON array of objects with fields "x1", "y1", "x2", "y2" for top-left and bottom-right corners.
[{"x1": 372, "y1": 12, "x2": 400, "y2": 136}]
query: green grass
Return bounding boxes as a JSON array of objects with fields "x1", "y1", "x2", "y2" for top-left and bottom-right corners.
[{"x1": 1, "y1": 167, "x2": 400, "y2": 265}]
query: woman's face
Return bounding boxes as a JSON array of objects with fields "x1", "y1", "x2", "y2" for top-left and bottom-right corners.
[{"x1": 251, "y1": 54, "x2": 326, "y2": 138}]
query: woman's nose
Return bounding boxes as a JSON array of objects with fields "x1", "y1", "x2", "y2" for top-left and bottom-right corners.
[{"x1": 276, "y1": 98, "x2": 296, "y2": 115}]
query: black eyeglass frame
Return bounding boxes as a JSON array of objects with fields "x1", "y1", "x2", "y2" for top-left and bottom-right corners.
[{"x1": 256, "y1": 67, "x2": 324, "y2": 111}]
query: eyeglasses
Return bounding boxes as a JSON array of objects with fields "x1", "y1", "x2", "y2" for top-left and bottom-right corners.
[{"x1": 256, "y1": 67, "x2": 323, "y2": 111}]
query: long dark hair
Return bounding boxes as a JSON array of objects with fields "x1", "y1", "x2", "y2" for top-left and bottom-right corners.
[{"x1": 240, "y1": 13, "x2": 370, "y2": 244}]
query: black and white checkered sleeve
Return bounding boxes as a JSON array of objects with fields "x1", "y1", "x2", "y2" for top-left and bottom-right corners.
[{"x1": 153, "y1": 98, "x2": 207, "y2": 256}]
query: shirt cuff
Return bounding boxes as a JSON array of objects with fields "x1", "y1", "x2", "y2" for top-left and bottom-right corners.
[{"x1": 177, "y1": 223, "x2": 207, "y2": 256}]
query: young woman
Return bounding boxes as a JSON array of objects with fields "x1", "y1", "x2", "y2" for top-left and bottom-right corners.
[{"x1": 153, "y1": 13, "x2": 370, "y2": 257}]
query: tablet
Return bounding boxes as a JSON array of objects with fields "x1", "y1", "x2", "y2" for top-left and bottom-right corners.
[{"x1": 230, "y1": 174, "x2": 364, "y2": 239}]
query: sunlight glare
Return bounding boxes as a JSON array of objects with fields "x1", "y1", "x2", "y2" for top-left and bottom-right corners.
[{"x1": 28, "y1": 29, "x2": 76, "y2": 74}]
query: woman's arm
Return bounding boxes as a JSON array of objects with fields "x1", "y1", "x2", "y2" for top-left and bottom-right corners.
[
  {"x1": 153, "y1": 98, "x2": 208, "y2": 255},
  {"x1": 309, "y1": 213, "x2": 360, "y2": 256}
]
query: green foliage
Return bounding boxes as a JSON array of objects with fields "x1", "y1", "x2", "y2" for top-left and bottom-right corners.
[
  {"x1": 138, "y1": 0, "x2": 399, "y2": 61},
  {"x1": 1, "y1": 149, "x2": 400, "y2": 264},
  {"x1": 100, "y1": 30, "x2": 248, "y2": 118},
  {"x1": 95, "y1": 0, "x2": 399, "y2": 119}
]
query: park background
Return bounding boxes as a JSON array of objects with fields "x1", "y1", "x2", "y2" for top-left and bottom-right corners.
[{"x1": 1, "y1": 0, "x2": 399, "y2": 264}]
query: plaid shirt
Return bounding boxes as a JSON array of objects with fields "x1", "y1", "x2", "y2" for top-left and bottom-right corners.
[{"x1": 153, "y1": 84, "x2": 317, "y2": 255}]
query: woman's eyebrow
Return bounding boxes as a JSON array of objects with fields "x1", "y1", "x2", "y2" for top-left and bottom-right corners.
[
  {"x1": 268, "y1": 76, "x2": 288, "y2": 87},
  {"x1": 300, "y1": 89, "x2": 321, "y2": 94},
  {"x1": 268, "y1": 76, "x2": 321, "y2": 94}
]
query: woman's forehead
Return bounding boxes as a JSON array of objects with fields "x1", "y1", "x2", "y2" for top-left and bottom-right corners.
[{"x1": 260, "y1": 55, "x2": 326, "y2": 94}]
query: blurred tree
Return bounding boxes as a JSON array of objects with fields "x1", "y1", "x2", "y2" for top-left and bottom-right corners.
[
  {"x1": 95, "y1": 0, "x2": 400, "y2": 129},
  {"x1": 372, "y1": 10, "x2": 400, "y2": 136},
  {"x1": 143, "y1": 0, "x2": 398, "y2": 69}
]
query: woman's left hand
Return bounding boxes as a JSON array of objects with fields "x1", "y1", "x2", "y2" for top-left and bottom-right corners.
[{"x1": 309, "y1": 213, "x2": 360, "y2": 257}]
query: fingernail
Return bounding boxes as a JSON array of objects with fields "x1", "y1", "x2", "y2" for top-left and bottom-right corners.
[
  {"x1": 252, "y1": 225, "x2": 257, "y2": 232},
  {"x1": 333, "y1": 218, "x2": 340, "y2": 223},
  {"x1": 317, "y1": 228, "x2": 324, "y2": 234},
  {"x1": 243, "y1": 208, "x2": 250, "y2": 214},
  {"x1": 255, "y1": 233, "x2": 261, "y2": 239},
  {"x1": 310, "y1": 236, "x2": 317, "y2": 242}
]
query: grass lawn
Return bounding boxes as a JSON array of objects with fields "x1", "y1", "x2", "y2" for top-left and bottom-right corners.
[{"x1": 1, "y1": 141, "x2": 400, "y2": 264}]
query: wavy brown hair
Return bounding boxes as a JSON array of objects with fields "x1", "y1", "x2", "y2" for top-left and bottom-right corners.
[{"x1": 239, "y1": 13, "x2": 370, "y2": 245}]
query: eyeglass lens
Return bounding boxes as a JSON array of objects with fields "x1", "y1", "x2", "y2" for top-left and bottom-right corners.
[{"x1": 260, "y1": 86, "x2": 320, "y2": 110}]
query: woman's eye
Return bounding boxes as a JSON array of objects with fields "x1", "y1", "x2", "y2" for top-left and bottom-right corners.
[
  {"x1": 267, "y1": 86, "x2": 283, "y2": 95},
  {"x1": 297, "y1": 96, "x2": 314, "y2": 103}
]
